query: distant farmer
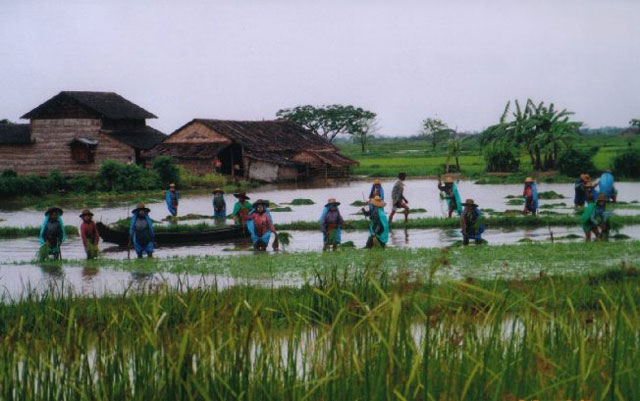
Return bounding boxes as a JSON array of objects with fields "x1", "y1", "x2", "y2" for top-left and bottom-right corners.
[
  {"x1": 581, "y1": 194, "x2": 611, "y2": 242},
  {"x1": 166, "y1": 183, "x2": 179, "y2": 217},
  {"x1": 584, "y1": 181, "x2": 598, "y2": 204},
  {"x1": 212, "y1": 188, "x2": 227, "y2": 222},
  {"x1": 319, "y1": 198, "x2": 344, "y2": 251},
  {"x1": 596, "y1": 170, "x2": 617, "y2": 202},
  {"x1": 369, "y1": 179, "x2": 384, "y2": 200},
  {"x1": 246, "y1": 199, "x2": 278, "y2": 251},
  {"x1": 362, "y1": 195, "x2": 389, "y2": 248},
  {"x1": 522, "y1": 177, "x2": 538, "y2": 216},
  {"x1": 231, "y1": 191, "x2": 252, "y2": 227},
  {"x1": 39, "y1": 206, "x2": 66, "y2": 260},
  {"x1": 129, "y1": 203, "x2": 155, "y2": 258},
  {"x1": 460, "y1": 199, "x2": 485, "y2": 246},
  {"x1": 79, "y1": 209, "x2": 100, "y2": 259},
  {"x1": 389, "y1": 172, "x2": 409, "y2": 225},
  {"x1": 438, "y1": 176, "x2": 462, "y2": 218},
  {"x1": 213, "y1": 157, "x2": 222, "y2": 174},
  {"x1": 573, "y1": 174, "x2": 590, "y2": 207}
]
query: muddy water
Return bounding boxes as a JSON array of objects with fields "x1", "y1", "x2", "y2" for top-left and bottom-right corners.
[{"x1": 2, "y1": 180, "x2": 639, "y2": 227}]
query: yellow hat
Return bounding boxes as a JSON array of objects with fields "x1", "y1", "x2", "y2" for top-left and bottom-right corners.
[
  {"x1": 525, "y1": 177, "x2": 534, "y2": 183},
  {"x1": 445, "y1": 176, "x2": 454, "y2": 183},
  {"x1": 369, "y1": 195, "x2": 386, "y2": 208},
  {"x1": 373, "y1": 179, "x2": 381, "y2": 185}
]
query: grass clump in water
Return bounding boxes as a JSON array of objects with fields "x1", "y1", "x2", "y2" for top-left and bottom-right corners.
[{"x1": 290, "y1": 198, "x2": 315, "y2": 205}]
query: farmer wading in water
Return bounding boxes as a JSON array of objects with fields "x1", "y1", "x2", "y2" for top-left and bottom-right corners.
[
  {"x1": 39, "y1": 206, "x2": 66, "y2": 260},
  {"x1": 319, "y1": 198, "x2": 344, "y2": 251},
  {"x1": 389, "y1": 172, "x2": 409, "y2": 225},
  {"x1": 129, "y1": 203, "x2": 155, "y2": 258},
  {"x1": 246, "y1": 199, "x2": 278, "y2": 251},
  {"x1": 523, "y1": 177, "x2": 538, "y2": 216},
  {"x1": 166, "y1": 183, "x2": 179, "y2": 217},
  {"x1": 574, "y1": 174, "x2": 590, "y2": 207},
  {"x1": 438, "y1": 175, "x2": 462, "y2": 218},
  {"x1": 212, "y1": 188, "x2": 227, "y2": 222},
  {"x1": 581, "y1": 194, "x2": 611, "y2": 242},
  {"x1": 584, "y1": 181, "x2": 598, "y2": 204},
  {"x1": 79, "y1": 209, "x2": 100, "y2": 259},
  {"x1": 231, "y1": 191, "x2": 252, "y2": 228},
  {"x1": 460, "y1": 199, "x2": 485, "y2": 246},
  {"x1": 362, "y1": 195, "x2": 389, "y2": 248}
]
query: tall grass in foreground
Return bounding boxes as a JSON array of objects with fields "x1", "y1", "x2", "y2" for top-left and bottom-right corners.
[{"x1": 1, "y1": 263, "x2": 639, "y2": 400}]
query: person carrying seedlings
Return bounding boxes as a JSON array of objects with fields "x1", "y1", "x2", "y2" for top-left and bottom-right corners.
[
  {"x1": 460, "y1": 199, "x2": 485, "y2": 246},
  {"x1": 319, "y1": 198, "x2": 344, "y2": 251},
  {"x1": 581, "y1": 194, "x2": 611, "y2": 242},
  {"x1": 584, "y1": 181, "x2": 598, "y2": 204},
  {"x1": 438, "y1": 175, "x2": 462, "y2": 218},
  {"x1": 129, "y1": 203, "x2": 155, "y2": 258},
  {"x1": 212, "y1": 188, "x2": 227, "y2": 222},
  {"x1": 231, "y1": 191, "x2": 252, "y2": 227},
  {"x1": 389, "y1": 172, "x2": 409, "y2": 225},
  {"x1": 361, "y1": 195, "x2": 389, "y2": 248},
  {"x1": 165, "y1": 183, "x2": 179, "y2": 217},
  {"x1": 595, "y1": 170, "x2": 617, "y2": 202},
  {"x1": 573, "y1": 174, "x2": 590, "y2": 207},
  {"x1": 522, "y1": 177, "x2": 538, "y2": 215},
  {"x1": 246, "y1": 199, "x2": 278, "y2": 251},
  {"x1": 79, "y1": 209, "x2": 100, "y2": 259},
  {"x1": 39, "y1": 206, "x2": 66, "y2": 260}
]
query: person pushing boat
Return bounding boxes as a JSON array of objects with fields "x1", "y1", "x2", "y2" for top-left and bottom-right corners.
[
  {"x1": 460, "y1": 199, "x2": 485, "y2": 246},
  {"x1": 389, "y1": 172, "x2": 409, "y2": 225},
  {"x1": 246, "y1": 199, "x2": 278, "y2": 251},
  {"x1": 129, "y1": 203, "x2": 155, "y2": 258},
  {"x1": 231, "y1": 191, "x2": 252, "y2": 228},
  {"x1": 523, "y1": 177, "x2": 538, "y2": 216},
  {"x1": 438, "y1": 175, "x2": 462, "y2": 218},
  {"x1": 595, "y1": 170, "x2": 617, "y2": 202},
  {"x1": 212, "y1": 188, "x2": 227, "y2": 222},
  {"x1": 581, "y1": 194, "x2": 611, "y2": 242},
  {"x1": 39, "y1": 206, "x2": 66, "y2": 260},
  {"x1": 79, "y1": 209, "x2": 100, "y2": 259},
  {"x1": 574, "y1": 174, "x2": 590, "y2": 207},
  {"x1": 362, "y1": 195, "x2": 389, "y2": 248},
  {"x1": 165, "y1": 183, "x2": 179, "y2": 217},
  {"x1": 319, "y1": 198, "x2": 344, "y2": 251}
]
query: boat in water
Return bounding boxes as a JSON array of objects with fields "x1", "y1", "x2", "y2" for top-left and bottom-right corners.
[{"x1": 96, "y1": 222, "x2": 245, "y2": 247}]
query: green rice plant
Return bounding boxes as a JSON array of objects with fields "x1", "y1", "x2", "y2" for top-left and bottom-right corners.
[
  {"x1": 271, "y1": 206, "x2": 293, "y2": 212},
  {"x1": 290, "y1": 198, "x2": 315, "y2": 205},
  {"x1": 0, "y1": 225, "x2": 78, "y2": 239},
  {"x1": 538, "y1": 190, "x2": 565, "y2": 199}
]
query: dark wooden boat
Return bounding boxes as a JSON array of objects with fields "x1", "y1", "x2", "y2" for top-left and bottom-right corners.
[{"x1": 96, "y1": 222, "x2": 245, "y2": 247}]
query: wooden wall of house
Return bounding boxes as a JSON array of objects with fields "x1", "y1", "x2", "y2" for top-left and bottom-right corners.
[
  {"x1": 247, "y1": 160, "x2": 279, "y2": 182},
  {"x1": 277, "y1": 166, "x2": 299, "y2": 181},
  {"x1": 175, "y1": 159, "x2": 214, "y2": 175},
  {"x1": 0, "y1": 119, "x2": 134, "y2": 175},
  {"x1": 166, "y1": 121, "x2": 232, "y2": 145}
]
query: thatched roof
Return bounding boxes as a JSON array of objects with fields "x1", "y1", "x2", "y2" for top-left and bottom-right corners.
[
  {"x1": 104, "y1": 127, "x2": 166, "y2": 151},
  {"x1": 0, "y1": 123, "x2": 32, "y2": 145},
  {"x1": 22, "y1": 91, "x2": 157, "y2": 120},
  {"x1": 144, "y1": 143, "x2": 228, "y2": 159}
]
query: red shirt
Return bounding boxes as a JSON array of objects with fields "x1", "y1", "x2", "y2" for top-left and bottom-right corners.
[
  {"x1": 247, "y1": 212, "x2": 276, "y2": 236},
  {"x1": 80, "y1": 221, "x2": 100, "y2": 246}
]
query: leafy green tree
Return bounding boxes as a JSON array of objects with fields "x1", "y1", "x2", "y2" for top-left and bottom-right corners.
[
  {"x1": 276, "y1": 105, "x2": 376, "y2": 144},
  {"x1": 152, "y1": 156, "x2": 181, "y2": 187},
  {"x1": 630, "y1": 118, "x2": 640, "y2": 128},
  {"x1": 445, "y1": 137, "x2": 461, "y2": 173},
  {"x1": 421, "y1": 118, "x2": 452, "y2": 150},
  {"x1": 351, "y1": 119, "x2": 379, "y2": 153}
]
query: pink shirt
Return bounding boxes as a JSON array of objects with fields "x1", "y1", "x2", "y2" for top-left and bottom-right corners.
[{"x1": 248, "y1": 212, "x2": 276, "y2": 236}]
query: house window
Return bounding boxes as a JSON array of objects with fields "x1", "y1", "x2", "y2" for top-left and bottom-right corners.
[{"x1": 68, "y1": 137, "x2": 98, "y2": 164}]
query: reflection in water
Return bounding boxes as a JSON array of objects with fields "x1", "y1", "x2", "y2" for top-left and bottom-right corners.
[{"x1": 39, "y1": 263, "x2": 64, "y2": 279}]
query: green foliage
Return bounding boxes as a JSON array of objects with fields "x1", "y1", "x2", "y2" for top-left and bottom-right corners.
[
  {"x1": 538, "y1": 191, "x2": 565, "y2": 200},
  {"x1": 290, "y1": 198, "x2": 315, "y2": 205},
  {"x1": 630, "y1": 118, "x2": 640, "y2": 128},
  {"x1": 483, "y1": 142, "x2": 520, "y2": 172},
  {"x1": 556, "y1": 147, "x2": 597, "y2": 177},
  {"x1": 421, "y1": 118, "x2": 452, "y2": 149},
  {"x1": 0, "y1": 169, "x2": 17, "y2": 178},
  {"x1": 66, "y1": 174, "x2": 97, "y2": 192},
  {"x1": 152, "y1": 156, "x2": 180, "y2": 187},
  {"x1": 612, "y1": 148, "x2": 640, "y2": 178},
  {"x1": 97, "y1": 160, "x2": 161, "y2": 192}
]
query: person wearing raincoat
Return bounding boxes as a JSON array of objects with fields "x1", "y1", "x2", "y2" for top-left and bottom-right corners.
[
  {"x1": 231, "y1": 191, "x2": 252, "y2": 228},
  {"x1": 212, "y1": 188, "x2": 227, "y2": 222},
  {"x1": 39, "y1": 206, "x2": 66, "y2": 260},
  {"x1": 129, "y1": 203, "x2": 155, "y2": 258},
  {"x1": 584, "y1": 181, "x2": 598, "y2": 204},
  {"x1": 574, "y1": 174, "x2": 590, "y2": 207},
  {"x1": 165, "y1": 183, "x2": 179, "y2": 217},
  {"x1": 523, "y1": 177, "x2": 538, "y2": 216},
  {"x1": 581, "y1": 194, "x2": 611, "y2": 241},
  {"x1": 461, "y1": 199, "x2": 485, "y2": 246},
  {"x1": 438, "y1": 176, "x2": 462, "y2": 218},
  {"x1": 361, "y1": 195, "x2": 389, "y2": 248},
  {"x1": 319, "y1": 198, "x2": 344, "y2": 251},
  {"x1": 246, "y1": 199, "x2": 278, "y2": 251},
  {"x1": 596, "y1": 170, "x2": 617, "y2": 202}
]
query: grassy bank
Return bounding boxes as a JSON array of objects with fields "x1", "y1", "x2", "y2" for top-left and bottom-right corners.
[{"x1": 1, "y1": 261, "x2": 639, "y2": 400}]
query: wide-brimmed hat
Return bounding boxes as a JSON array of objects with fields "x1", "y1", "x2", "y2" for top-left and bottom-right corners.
[
  {"x1": 45, "y1": 206, "x2": 63, "y2": 216},
  {"x1": 132, "y1": 202, "x2": 151, "y2": 214},
  {"x1": 233, "y1": 191, "x2": 250, "y2": 200},
  {"x1": 369, "y1": 195, "x2": 386, "y2": 208},
  {"x1": 79, "y1": 209, "x2": 93, "y2": 218},
  {"x1": 596, "y1": 194, "x2": 609, "y2": 203},
  {"x1": 373, "y1": 179, "x2": 381, "y2": 185},
  {"x1": 212, "y1": 187, "x2": 224, "y2": 194},
  {"x1": 525, "y1": 177, "x2": 534, "y2": 183},
  {"x1": 169, "y1": 183, "x2": 176, "y2": 188},
  {"x1": 444, "y1": 176, "x2": 454, "y2": 184},
  {"x1": 462, "y1": 199, "x2": 478, "y2": 207},
  {"x1": 325, "y1": 198, "x2": 341, "y2": 208},
  {"x1": 253, "y1": 199, "x2": 269, "y2": 207}
]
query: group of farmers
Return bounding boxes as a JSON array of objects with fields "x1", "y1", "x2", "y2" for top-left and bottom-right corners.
[{"x1": 37, "y1": 171, "x2": 620, "y2": 260}]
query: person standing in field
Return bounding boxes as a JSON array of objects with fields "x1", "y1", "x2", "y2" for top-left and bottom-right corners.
[
  {"x1": 246, "y1": 199, "x2": 278, "y2": 251},
  {"x1": 573, "y1": 174, "x2": 589, "y2": 207},
  {"x1": 212, "y1": 188, "x2": 227, "y2": 222},
  {"x1": 584, "y1": 181, "x2": 598, "y2": 204},
  {"x1": 39, "y1": 206, "x2": 66, "y2": 260},
  {"x1": 522, "y1": 177, "x2": 538, "y2": 215},
  {"x1": 438, "y1": 176, "x2": 462, "y2": 218},
  {"x1": 369, "y1": 179, "x2": 384, "y2": 200},
  {"x1": 460, "y1": 199, "x2": 485, "y2": 245},
  {"x1": 231, "y1": 191, "x2": 252, "y2": 228},
  {"x1": 165, "y1": 183, "x2": 179, "y2": 217},
  {"x1": 319, "y1": 198, "x2": 344, "y2": 251},
  {"x1": 581, "y1": 194, "x2": 611, "y2": 241},
  {"x1": 79, "y1": 209, "x2": 99, "y2": 259},
  {"x1": 595, "y1": 170, "x2": 617, "y2": 202},
  {"x1": 362, "y1": 195, "x2": 389, "y2": 248},
  {"x1": 129, "y1": 203, "x2": 155, "y2": 258},
  {"x1": 389, "y1": 172, "x2": 409, "y2": 225}
]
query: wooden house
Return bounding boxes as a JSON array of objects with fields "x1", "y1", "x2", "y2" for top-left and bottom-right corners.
[
  {"x1": 143, "y1": 119, "x2": 357, "y2": 182},
  {"x1": 0, "y1": 91, "x2": 165, "y2": 175}
]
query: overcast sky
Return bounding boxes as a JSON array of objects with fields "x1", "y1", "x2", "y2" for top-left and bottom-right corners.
[{"x1": 1, "y1": 0, "x2": 639, "y2": 136}]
